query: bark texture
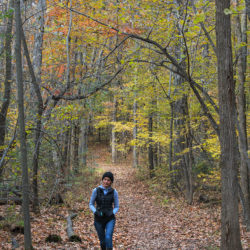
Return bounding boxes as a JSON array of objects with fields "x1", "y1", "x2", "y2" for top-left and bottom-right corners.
[
  {"x1": 235, "y1": 0, "x2": 250, "y2": 231},
  {"x1": 216, "y1": 0, "x2": 242, "y2": 248}
]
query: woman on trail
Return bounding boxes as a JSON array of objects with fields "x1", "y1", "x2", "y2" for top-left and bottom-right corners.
[{"x1": 89, "y1": 171, "x2": 119, "y2": 250}]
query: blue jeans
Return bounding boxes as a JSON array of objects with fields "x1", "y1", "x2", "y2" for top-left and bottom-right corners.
[{"x1": 94, "y1": 218, "x2": 116, "y2": 249}]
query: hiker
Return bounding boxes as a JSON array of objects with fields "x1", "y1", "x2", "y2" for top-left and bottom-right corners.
[{"x1": 89, "y1": 171, "x2": 119, "y2": 250}]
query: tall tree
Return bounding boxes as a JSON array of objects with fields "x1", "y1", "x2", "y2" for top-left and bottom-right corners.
[
  {"x1": 0, "y1": 0, "x2": 14, "y2": 165},
  {"x1": 31, "y1": 0, "x2": 46, "y2": 213},
  {"x1": 15, "y1": 0, "x2": 32, "y2": 248},
  {"x1": 132, "y1": 96, "x2": 138, "y2": 168},
  {"x1": 111, "y1": 97, "x2": 118, "y2": 164},
  {"x1": 235, "y1": 0, "x2": 250, "y2": 231},
  {"x1": 216, "y1": 0, "x2": 242, "y2": 248}
]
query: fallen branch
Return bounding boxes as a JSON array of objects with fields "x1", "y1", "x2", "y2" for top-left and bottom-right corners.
[{"x1": 66, "y1": 213, "x2": 81, "y2": 242}]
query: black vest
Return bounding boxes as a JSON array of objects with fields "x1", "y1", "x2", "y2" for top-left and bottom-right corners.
[{"x1": 95, "y1": 187, "x2": 115, "y2": 223}]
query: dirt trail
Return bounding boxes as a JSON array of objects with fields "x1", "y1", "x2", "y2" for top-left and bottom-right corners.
[{"x1": 98, "y1": 162, "x2": 218, "y2": 250}]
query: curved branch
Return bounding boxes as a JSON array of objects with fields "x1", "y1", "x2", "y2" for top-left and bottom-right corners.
[{"x1": 52, "y1": 67, "x2": 124, "y2": 101}]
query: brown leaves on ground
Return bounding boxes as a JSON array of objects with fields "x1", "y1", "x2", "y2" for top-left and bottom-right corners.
[{"x1": 0, "y1": 144, "x2": 249, "y2": 249}]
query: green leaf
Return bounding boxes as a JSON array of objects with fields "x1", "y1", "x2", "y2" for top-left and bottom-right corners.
[{"x1": 224, "y1": 8, "x2": 232, "y2": 15}]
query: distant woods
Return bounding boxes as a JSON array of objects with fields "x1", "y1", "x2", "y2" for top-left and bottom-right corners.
[{"x1": 0, "y1": 0, "x2": 248, "y2": 249}]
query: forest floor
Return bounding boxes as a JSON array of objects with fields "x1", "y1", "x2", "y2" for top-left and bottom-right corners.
[{"x1": 0, "y1": 143, "x2": 249, "y2": 249}]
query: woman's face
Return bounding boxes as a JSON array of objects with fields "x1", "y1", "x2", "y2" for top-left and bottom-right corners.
[{"x1": 102, "y1": 177, "x2": 112, "y2": 188}]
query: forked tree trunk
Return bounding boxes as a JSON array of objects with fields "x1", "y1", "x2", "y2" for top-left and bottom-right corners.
[{"x1": 216, "y1": 0, "x2": 242, "y2": 248}]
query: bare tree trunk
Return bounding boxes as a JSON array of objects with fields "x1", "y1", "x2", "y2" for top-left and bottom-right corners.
[
  {"x1": 185, "y1": 120, "x2": 194, "y2": 205},
  {"x1": 111, "y1": 98, "x2": 117, "y2": 164},
  {"x1": 169, "y1": 102, "x2": 174, "y2": 186},
  {"x1": 80, "y1": 113, "x2": 88, "y2": 167},
  {"x1": 62, "y1": 126, "x2": 70, "y2": 175},
  {"x1": 32, "y1": 0, "x2": 46, "y2": 85},
  {"x1": 148, "y1": 111, "x2": 154, "y2": 178},
  {"x1": 173, "y1": 90, "x2": 193, "y2": 204},
  {"x1": 167, "y1": 71, "x2": 175, "y2": 187},
  {"x1": 66, "y1": 125, "x2": 72, "y2": 170},
  {"x1": 216, "y1": 0, "x2": 242, "y2": 248},
  {"x1": 235, "y1": 0, "x2": 250, "y2": 231},
  {"x1": 15, "y1": 1, "x2": 32, "y2": 248},
  {"x1": 31, "y1": 0, "x2": 46, "y2": 212},
  {"x1": 246, "y1": 0, "x2": 250, "y2": 20},
  {"x1": 21, "y1": 18, "x2": 44, "y2": 213},
  {"x1": 0, "y1": 0, "x2": 14, "y2": 162},
  {"x1": 132, "y1": 98, "x2": 138, "y2": 168},
  {"x1": 73, "y1": 122, "x2": 80, "y2": 173}
]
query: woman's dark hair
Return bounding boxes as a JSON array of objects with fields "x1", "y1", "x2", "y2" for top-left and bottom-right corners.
[{"x1": 102, "y1": 172, "x2": 114, "y2": 183}]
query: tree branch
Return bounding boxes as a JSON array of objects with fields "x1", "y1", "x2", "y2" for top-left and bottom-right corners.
[{"x1": 52, "y1": 67, "x2": 124, "y2": 101}]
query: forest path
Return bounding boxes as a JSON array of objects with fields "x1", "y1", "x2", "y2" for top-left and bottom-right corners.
[
  {"x1": 90, "y1": 144, "x2": 220, "y2": 249},
  {"x1": 99, "y1": 163, "x2": 216, "y2": 249}
]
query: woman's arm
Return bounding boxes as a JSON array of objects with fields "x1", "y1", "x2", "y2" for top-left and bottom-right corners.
[
  {"x1": 89, "y1": 188, "x2": 97, "y2": 213},
  {"x1": 113, "y1": 190, "x2": 119, "y2": 215}
]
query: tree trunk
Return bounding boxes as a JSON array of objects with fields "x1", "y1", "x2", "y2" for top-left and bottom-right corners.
[
  {"x1": 21, "y1": 24, "x2": 44, "y2": 214},
  {"x1": 73, "y1": 123, "x2": 80, "y2": 173},
  {"x1": 80, "y1": 113, "x2": 88, "y2": 167},
  {"x1": 0, "y1": 0, "x2": 14, "y2": 162},
  {"x1": 246, "y1": 0, "x2": 250, "y2": 20},
  {"x1": 62, "y1": 126, "x2": 70, "y2": 175},
  {"x1": 235, "y1": 0, "x2": 250, "y2": 231},
  {"x1": 173, "y1": 91, "x2": 193, "y2": 204},
  {"x1": 30, "y1": 0, "x2": 46, "y2": 214},
  {"x1": 169, "y1": 102, "x2": 174, "y2": 187},
  {"x1": 216, "y1": 0, "x2": 242, "y2": 248},
  {"x1": 32, "y1": 0, "x2": 46, "y2": 86},
  {"x1": 15, "y1": 1, "x2": 32, "y2": 248},
  {"x1": 111, "y1": 98, "x2": 117, "y2": 164},
  {"x1": 66, "y1": 125, "x2": 72, "y2": 170},
  {"x1": 148, "y1": 112, "x2": 154, "y2": 178},
  {"x1": 132, "y1": 98, "x2": 138, "y2": 168},
  {"x1": 172, "y1": 59, "x2": 194, "y2": 204}
]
